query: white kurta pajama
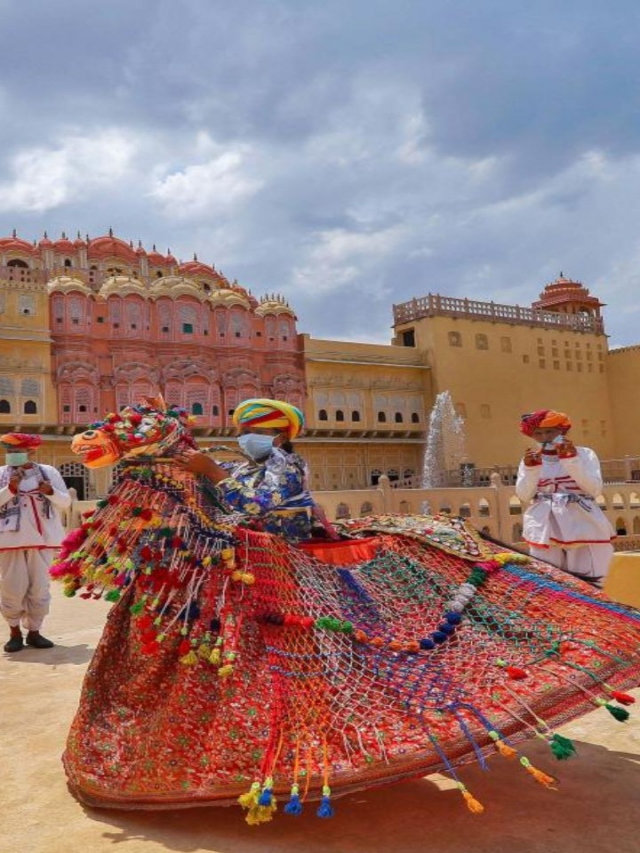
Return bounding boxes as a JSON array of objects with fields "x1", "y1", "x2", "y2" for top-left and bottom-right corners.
[
  {"x1": 515, "y1": 447, "x2": 614, "y2": 583},
  {"x1": 0, "y1": 464, "x2": 71, "y2": 631}
]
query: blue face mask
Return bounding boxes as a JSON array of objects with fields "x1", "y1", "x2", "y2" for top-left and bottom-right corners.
[
  {"x1": 238, "y1": 433, "x2": 275, "y2": 461},
  {"x1": 6, "y1": 451, "x2": 28, "y2": 466}
]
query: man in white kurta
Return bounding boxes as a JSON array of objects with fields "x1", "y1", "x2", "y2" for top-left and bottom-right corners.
[
  {"x1": 516, "y1": 410, "x2": 614, "y2": 586},
  {"x1": 0, "y1": 433, "x2": 71, "y2": 652}
]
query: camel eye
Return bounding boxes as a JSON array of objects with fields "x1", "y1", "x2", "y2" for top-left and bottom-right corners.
[{"x1": 83, "y1": 430, "x2": 97, "y2": 438}]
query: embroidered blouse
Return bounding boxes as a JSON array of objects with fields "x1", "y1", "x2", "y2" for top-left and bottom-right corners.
[{"x1": 215, "y1": 448, "x2": 313, "y2": 542}]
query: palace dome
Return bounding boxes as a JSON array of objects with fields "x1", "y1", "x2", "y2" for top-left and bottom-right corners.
[
  {"x1": 256, "y1": 294, "x2": 296, "y2": 317},
  {"x1": 88, "y1": 233, "x2": 138, "y2": 264},
  {"x1": 0, "y1": 234, "x2": 39, "y2": 256}
]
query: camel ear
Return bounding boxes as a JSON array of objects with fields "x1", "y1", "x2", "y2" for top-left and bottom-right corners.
[{"x1": 142, "y1": 392, "x2": 167, "y2": 412}]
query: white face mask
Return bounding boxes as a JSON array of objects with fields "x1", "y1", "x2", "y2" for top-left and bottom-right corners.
[
  {"x1": 238, "y1": 433, "x2": 275, "y2": 461},
  {"x1": 6, "y1": 451, "x2": 28, "y2": 466}
]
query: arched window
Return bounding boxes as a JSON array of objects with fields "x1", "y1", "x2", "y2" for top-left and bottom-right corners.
[
  {"x1": 411, "y1": 412, "x2": 420, "y2": 423},
  {"x1": 616, "y1": 518, "x2": 627, "y2": 536},
  {"x1": 212, "y1": 404, "x2": 220, "y2": 417},
  {"x1": 448, "y1": 331, "x2": 462, "y2": 347},
  {"x1": 64, "y1": 258, "x2": 72, "y2": 268},
  {"x1": 336, "y1": 502, "x2": 351, "y2": 519},
  {"x1": 475, "y1": 334, "x2": 489, "y2": 350},
  {"x1": 7, "y1": 259, "x2": 28, "y2": 268},
  {"x1": 512, "y1": 522, "x2": 524, "y2": 541},
  {"x1": 377, "y1": 411, "x2": 387, "y2": 423},
  {"x1": 24, "y1": 400, "x2": 37, "y2": 414},
  {"x1": 394, "y1": 412, "x2": 403, "y2": 423},
  {"x1": 352, "y1": 410, "x2": 361, "y2": 422},
  {"x1": 191, "y1": 402, "x2": 204, "y2": 415},
  {"x1": 360, "y1": 501, "x2": 374, "y2": 516},
  {"x1": 0, "y1": 399, "x2": 10, "y2": 413},
  {"x1": 318, "y1": 409, "x2": 328, "y2": 421},
  {"x1": 336, "y1": 410, "x2": 345, "y2": 422}
]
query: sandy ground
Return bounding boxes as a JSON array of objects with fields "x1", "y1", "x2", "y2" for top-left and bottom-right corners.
[{"x1": 2, "y1": 586, "x2": 640, "y2": 853}]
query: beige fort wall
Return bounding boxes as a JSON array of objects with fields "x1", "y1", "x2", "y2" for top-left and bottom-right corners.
[
  {"x1": 607, "y1": 346, "x2": 640, "y2": 458},
  {"x1": 393, "y1": 313, "x2": 615, "y2": 468}
]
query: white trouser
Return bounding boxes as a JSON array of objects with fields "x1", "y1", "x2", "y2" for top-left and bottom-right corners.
[
  {"x1": 529, "y1": 543, "x2": 613, "y2": 585},
  {"x1": 0, "y1": 549, "x2": 52, "y2": 631}
]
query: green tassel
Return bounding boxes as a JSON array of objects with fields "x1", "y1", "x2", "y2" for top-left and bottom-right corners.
[
  {"x1": 104, "y1": 589, "x2": 121, "y2": 602},
  {"x1": 550, "y1": 733, "x2": 576, "y2": 760},
  {"x1": 606, "y1": 703, "x2": 630, "y2": 722},
  {"x1": 596, "y1": 697, "x2": 630, "y2": 722},
  {"x1": 130, "y1": 600, "x2": 144, "y2": 615}
]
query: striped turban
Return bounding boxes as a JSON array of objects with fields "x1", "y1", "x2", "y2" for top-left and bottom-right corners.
[
  {"x1": 0, "y1": 433, "x2": 43, "y2": 450},
  {"x1": 520, "y1": 410, "x2": 572, "y2": 437},
  {"x1": 232, "y1": 398, "x2": 305, "y2": 439}
]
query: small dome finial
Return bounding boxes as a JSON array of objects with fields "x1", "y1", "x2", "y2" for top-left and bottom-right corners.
[
  {"x1": 108, "y1": 227, "x2": 113, "y2": 237},
  {"x1": 193, "y1": 252, "x2": 198, "y2": 261},
  {"x1": 61, "y1": 230, "x2": 66, "y2": 239},
  {"x1": 12, "y1": 228, "x2": 16, "y2": 238}
]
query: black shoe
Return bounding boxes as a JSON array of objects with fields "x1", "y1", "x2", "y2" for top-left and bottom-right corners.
[
  {"x1": 4, "y1": 634, "x2": 24, "y2": 653},
  {"x1": 26, "y1": 631, "x2": 54, "y2": 649}
]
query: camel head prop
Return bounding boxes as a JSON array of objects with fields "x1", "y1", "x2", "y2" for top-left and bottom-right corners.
[{"x1": 71, "y1": 394, "x2": 197, "y2": 468}]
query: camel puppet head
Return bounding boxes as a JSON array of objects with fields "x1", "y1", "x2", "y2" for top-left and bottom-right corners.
[{"x1": 71, "y1": 394, "x2": 197, "y2": 468}]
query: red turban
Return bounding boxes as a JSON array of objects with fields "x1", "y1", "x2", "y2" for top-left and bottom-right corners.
[
  {"x1": 520, "y1": 410, "x2": 571, "y2": 437},
  {"x1": 0, "y1": 433, "x2": 43, "y2": 450}
]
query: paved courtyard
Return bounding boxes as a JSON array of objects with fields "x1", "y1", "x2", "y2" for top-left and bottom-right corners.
[{"x1": 2, "y1": 585, "x2": 640, "y2": 853}]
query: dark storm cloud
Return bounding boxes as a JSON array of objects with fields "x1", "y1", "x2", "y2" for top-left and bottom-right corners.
[{"x1": 0, "y1": 0, "x2": 640, "y2": 344}]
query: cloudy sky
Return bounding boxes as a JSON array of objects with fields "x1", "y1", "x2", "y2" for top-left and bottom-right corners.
[{"x1": 1, "y1": 0, "x2": 640, "y2": 345}]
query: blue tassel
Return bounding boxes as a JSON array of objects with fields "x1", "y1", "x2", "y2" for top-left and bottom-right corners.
[
  {"x1": 284, "y1": 786, "x2": 303, "y2": 816},
  {"x1": 317, "y1": 786, "x2": 334, "y2": 818},
  {"x1": 258, "y1": 788, "x2": 273, "y2": 806}
]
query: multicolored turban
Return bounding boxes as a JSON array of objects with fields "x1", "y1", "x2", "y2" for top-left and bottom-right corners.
[
  {"x1": 520, "y1": 410, "x2": 572, "y2": 437},
  {"x1": 0, "y1": 432, "x2": 43, "y2": 450},
  {"x1": 232, "y1": 398, "x2": 304, "y2": 439}
]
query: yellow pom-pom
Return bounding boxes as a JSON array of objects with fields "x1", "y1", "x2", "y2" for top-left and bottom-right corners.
[
  {"x1": 238, "y1": 782, "x2": 260, "y2": 809},
  {"x1": 241, "y1": 572, "x2": 255, "y2": 585},
  {"x1": 218, "y1": 663, "x2": 234, "y2": 678},
  {"x1": 221, "y1": 548, "x2": 234, "y2": 561},
  {"x1": 202, "y1": 556, "x2": 212, "y2": 567},
  {"x1": 209, "y1": 648, "x2": 221, "y2": 665},
  {"x1": 179, "y1": 650, "x2": 199, "y2": 666},
  {"x1": 197, "y1": 643, "x2": 211, "y2": 660}
]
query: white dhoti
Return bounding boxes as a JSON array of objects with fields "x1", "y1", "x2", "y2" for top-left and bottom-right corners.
[
  {"x1": 529, "y1": 543, "x2": 614, "y2": 585},
  {"x1": 0, "y1": 549, "x2": 53, "y2": 631}
]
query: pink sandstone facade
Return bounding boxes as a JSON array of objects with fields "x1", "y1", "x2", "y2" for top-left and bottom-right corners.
[{"x1": 0, "y1": 231, "x2": 305, "y2": 430}]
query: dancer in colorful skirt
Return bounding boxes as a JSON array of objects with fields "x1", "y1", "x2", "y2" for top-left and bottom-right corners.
[
  {"x1": 0, "y1": 433, "x2": 71, "y2": 652},
  {"x1": 517, "y1": 410, "x2": 615, "y2": 586},
  {"x1": 53, "y1": 397, "x2": 640, "y2": 822},
  {"x1": 175, "y1": 398, "x2": 319, "y2": 542}
]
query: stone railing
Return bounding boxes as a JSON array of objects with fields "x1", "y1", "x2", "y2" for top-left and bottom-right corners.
[
  {"x1": 63, "y1": 476, "x2": 640, "y2": 552},
  {"x1": 393, "y1": 293, "x2": 604, "y2": 334}
]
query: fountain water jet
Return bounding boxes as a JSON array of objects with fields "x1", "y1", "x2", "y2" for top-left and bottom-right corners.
[{"x1": 421, "y1": 391, "x2": 467, "y2": 489}]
